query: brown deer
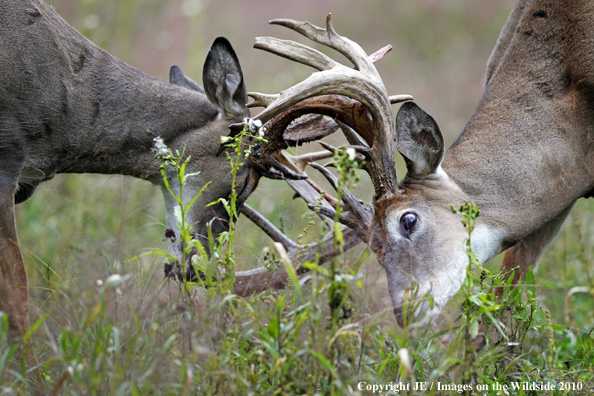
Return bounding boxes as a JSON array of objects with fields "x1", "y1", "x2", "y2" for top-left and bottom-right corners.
[{"x1": 234, "y1": 0, "x2": 594, "y2": 326}]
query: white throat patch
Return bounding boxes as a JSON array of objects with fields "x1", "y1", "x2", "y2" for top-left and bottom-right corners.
[{"x1": 471, "y1": 224, "x2": 505, "y2": 263}]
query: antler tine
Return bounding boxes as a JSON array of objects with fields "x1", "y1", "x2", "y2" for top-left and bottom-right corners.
[
  {"x1": 316, "y1": 139, "x2": 389, "y2": 196},
  {"x1": 306, "y1": 203, "x2": 368, "y2": 240},
  {"x1": 369, "y1": 45, "x2": 392, "y2": 63},
  {"x1": 318, "y1": 141, "x2": 365, "y2": 162},
  {"x1": 290, "y1": 178, "x2": 339, "y2": 209},
  {"x1": 275, "y1": 152, "x2": 339, "y2": 211},
  {"x1": 241, "y1": 204, "x2": 300, "y2": 253},
  {"x1": 336, "y1": 121, "x2": 368, "y2": 147},
  {"x1": 280, "y1": 150, "x2": 334, "y2": 174},
  {"x1": 247, "y1": 92, "x2": 279, "y2": 108},
  {"x1": 390, "y1": 94, "x2": 414, "y2": 104},
  {"x1": 270, "y1": 14, "x2": 382, "y2": 83},
  {"x1": 308, "y1": 204, "x2": 336, "y2": 222},
  {"x1": 254, "y1": 37, "x2": 341, "y2": 72},
  {"x1": 309, "y1": 162, "x2": 372, "y2": 229},
  {"x1": 270, "y1": 157, "x2": 309, "y2": 179}
]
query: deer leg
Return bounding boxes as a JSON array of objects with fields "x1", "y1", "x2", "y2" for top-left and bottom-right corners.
[
  {"x1": 0, "y1": 164, "x2": 37, "y2": 366},
  {"x1": 496, "y1": 202, "x2": 575, "y2": 298}
]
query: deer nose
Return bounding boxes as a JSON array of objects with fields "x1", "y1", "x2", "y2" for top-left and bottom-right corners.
[{"x1": 394, "y1": 306, "x2": 405, "y2": 328}]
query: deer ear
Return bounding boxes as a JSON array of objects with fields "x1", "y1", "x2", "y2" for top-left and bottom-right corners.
[
  {"x1": 202, "y1": 37, "x2": 248, "y2": 119},
  {"x1": 170, "y1": 65, "x2": 205, "y2": 94},
  {"x1": 396, "y1": 102, "x2": 444, "y2": 177}
]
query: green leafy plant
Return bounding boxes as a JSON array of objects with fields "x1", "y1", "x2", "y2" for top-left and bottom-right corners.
[
  {"x1": 327, "y1": 147, "x2": 363, "y2": 327},
  {"x1": 206, "y1": 121, "x2": 267, "y2": 293},
  {"x1": 151, "y1": 138, "x2": 210, "y2": 295},
  {"x1": 130, "y1": 123, "x2": 266, "y2": 297},
  {"x1": 4, "y1": 141, "x2": 593, "y2": 395}
]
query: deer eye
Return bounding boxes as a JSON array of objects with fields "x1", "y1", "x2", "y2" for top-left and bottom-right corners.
[{"x1": 400, "y1": 212, "x2": 418, "y2": 237}]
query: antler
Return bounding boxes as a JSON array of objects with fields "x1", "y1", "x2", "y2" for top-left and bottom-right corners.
[
  {"x1": 233, "y1": 207, "x2": 362, "y2": 295},
  {"x1": 232, "y1": 149, "x2": 369, "y2": 296},
  {"x1": 227, "y1": 15, "x2": 415, "y2": 294},
  {"x1": 233, "y1": 188, "x2": 363, "y2": 296},
  {"x1": 247, "y1": 14, "x2": 412, "y2": 201}
]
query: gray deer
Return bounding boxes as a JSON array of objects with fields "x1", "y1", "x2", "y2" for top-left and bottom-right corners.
[
  {"x1": 0, "y1": 0, "x2": 266, "y2": 352},
  {"x1": 1, "y1": 0, "x2": 358, "y2": 365},
  {"x1": 234, "y1": 0, "x2": 594, "y2": 326}
]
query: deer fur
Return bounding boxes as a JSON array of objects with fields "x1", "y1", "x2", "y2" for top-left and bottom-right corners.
[
  {"x1": 383, "y1": 0, "x2": 594, "y2": 324},
  {"x1": 1, "y1": 0, "x2": 256, "y2": 347}
]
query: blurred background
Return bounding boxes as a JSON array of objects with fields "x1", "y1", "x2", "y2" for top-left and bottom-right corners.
[{"x1": 19, "y1": 0, "x2": 590, "y2": 325}]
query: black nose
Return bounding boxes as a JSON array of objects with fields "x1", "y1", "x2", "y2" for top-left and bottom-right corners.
[{"x1": 394, "y1": 306, "x2": 405, "y2": 328}]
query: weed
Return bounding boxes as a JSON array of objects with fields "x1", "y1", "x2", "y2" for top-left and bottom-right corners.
[{"x1": 2, "y1": 151, "x2": 593, "y2": 394}]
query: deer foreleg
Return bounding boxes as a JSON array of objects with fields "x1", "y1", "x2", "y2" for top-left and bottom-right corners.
[
  {"x1": 496, "y1": 203, "x2": 575, "y2": 297},
  {"x1": 0, "y1": 164, "x2": 36, "y2": 366}
]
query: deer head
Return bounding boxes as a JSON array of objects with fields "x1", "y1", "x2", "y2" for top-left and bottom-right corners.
[
  {"x1": 372, "y1": 101, "x2": 475, "y2": 326},
  {"x1": 160, "y1": 37, "x2": 253, "y2": 256}
]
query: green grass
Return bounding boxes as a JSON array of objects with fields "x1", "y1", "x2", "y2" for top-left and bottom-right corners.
[
  {"x1": 2, "y1": 1, "x2": 592, "y2": 393},
  {"x1": 2, "y1": 163, "x2": 593, "y2": 395}
]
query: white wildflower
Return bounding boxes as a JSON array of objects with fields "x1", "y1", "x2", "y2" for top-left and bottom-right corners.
[
  {"x1": 152, "y1": 136, "x2": 170, "y2": 157},
  {"x1": 244, "y1": 117, "x2": 263, "y2": 134},
  {"x1": 346, "y1": 147, "x2": 357, "y2": 161},
  {"x1": 104, "y1": 274, "x2": 123, "y2": 287},
  {"x1": 398, "y1": 348, "x2": 413, "y2": 376}
]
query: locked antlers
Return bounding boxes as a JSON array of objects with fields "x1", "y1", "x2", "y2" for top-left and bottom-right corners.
[
  {"x1": 232, "y1": 149, "x2": 365, "y2": 296},
  {"x1": 230, "y1": 15, "x2": 413, "y2": 295}
]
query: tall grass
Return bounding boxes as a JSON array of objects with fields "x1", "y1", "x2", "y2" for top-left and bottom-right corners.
[
  {"x1": 2, "y1": 2, "x2": 592, "y2": 393},
  {"x1": 3, "y1": 137, "x2": 593, "y2": 394}
]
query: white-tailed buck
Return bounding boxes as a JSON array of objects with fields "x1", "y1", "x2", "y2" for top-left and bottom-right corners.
[
  {"x1": 238, "y1": 0, "x2": 594, "y2": 326},
  {"x1": 0, "y1": 0, "x2": 340, "y2": 355},
  {"x1": 0, "y1": 0, "x2": 255, "y2": 344},
  {"x1": 1, "y1": 0, "x2": 362, "y2": 360}
]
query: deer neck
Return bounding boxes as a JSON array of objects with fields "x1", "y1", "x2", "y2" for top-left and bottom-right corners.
[
  {"x1": 19, "y1": 0, "x2": 219, "y2": 182},
  {"x1": 442, "y1": 0, "x2": 594, "y2": 244}
]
